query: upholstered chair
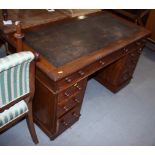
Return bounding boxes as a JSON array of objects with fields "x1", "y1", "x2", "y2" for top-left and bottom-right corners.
[{"x1": 0, "y1": 51, "x2": 38, "y2": 144}]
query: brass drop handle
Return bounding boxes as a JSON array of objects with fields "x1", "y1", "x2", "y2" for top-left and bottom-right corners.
[
  {"x1": 65, "y1": 77, "x2": 72, "y2": 83},
  {"x1": 61, "y1": 120, "x2": 68, "y2": 126},
  {"x1": 74, "y1": 98, "x2": 80, "y2": 103},
  {"x1": 78, "y1": 70, "x2": 85, "y2": 76},
  {"x1": 99, "y1": 60, "x2": 105, "y2": 65},
  {"x1": 138, "y1": 48, "x2": 143, "y2": 54},
  {"x1": 75, "y1": 85, "x2": 82, "y2": 90},
  {"x1": 63, "y1": 106, "x2": 69, "y2": 111},
  {"x1": 72, "y1": 112, "x2": 80, "y2": 118},
  {"x1": 136, "y1": 41, "x2": 142, "y2": 46},
  {"x1": 130, "y1": 53, "x2": 135, "y2": 57},
  {"x1": 123, "y1": 48, "x2": 129, "y2": 53},
  {"x1": 64, "y1": 91, "x2": 70, "y2": 97}
]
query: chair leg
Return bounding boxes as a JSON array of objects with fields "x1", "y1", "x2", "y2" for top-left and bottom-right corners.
[{"x1": 26, "y1": 102, "x2": 39, "y2": 144}]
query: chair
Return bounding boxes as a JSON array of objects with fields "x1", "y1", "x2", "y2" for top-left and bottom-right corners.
[{"x1": 0, "y1": 22, "x2": 38, "y2": 144}]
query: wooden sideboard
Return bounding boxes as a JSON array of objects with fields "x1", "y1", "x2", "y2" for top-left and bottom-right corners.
[{"x1": 0, "y1": 11, "x2": 150, "y2": 140}]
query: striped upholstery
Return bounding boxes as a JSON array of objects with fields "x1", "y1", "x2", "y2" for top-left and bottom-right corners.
[
  {"x1": 0, "y1": 100, "x2": 28, "y2": 128},
  {"x1": 0, "y1": 52, "x2": 34, "y2": 108},
  {"x1": 0, "y1": 52, "x2": 34, "y2": 129}
]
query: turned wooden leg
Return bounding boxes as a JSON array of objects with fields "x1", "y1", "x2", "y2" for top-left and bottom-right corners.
[
  {"x1": 26, "y1": 101, "x2": 39, "y2": 144},
  {"x1": 2, "y1": 9, "x2": 8, "y2": 21}
]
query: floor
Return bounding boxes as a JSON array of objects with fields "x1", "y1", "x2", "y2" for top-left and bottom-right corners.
[{"x1": 0, "y1": 47, "x2": 155, "y2": 146}]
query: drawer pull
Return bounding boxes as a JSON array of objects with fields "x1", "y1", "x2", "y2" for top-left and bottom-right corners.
[
  {"x1": 75, "y1": 85, "x2": 82, "y2": 90},
  {"x1": 99, "y1": 60, "x2": 105, "y2": 65},
  {"x1": 64, "y1": 91, "x2": 70, "y2": 97},
  {"x1": 78, "y1": 70, "x2": 85, "y2": 76},
  {"x1": 123, "y1": 48, "x2": 129, "y2": 53},
  {"x1": 138, "y1": 48, "x2": 143, "y2": 54},
  {"x1": 65, "y1": 77, "x2": 72, "y2": 83},
  {"x1": 136, "y1": 41, "x2": 141, "y2": 46},
  {"x1": 130, "y1": 53, "x2": 135, "y2": 57},
  {"x1": 74, "y1": 98, "x2": 80, "y2": 103},
  {"x1": 72, "y1": 112, "x2": 80, "y2": 118},
  {"x1": 63, "y1": 106, "x2": 69, "y2": 111},
  {"x1": 61, "y1": 120, "x2": 68, "y2": 126}
]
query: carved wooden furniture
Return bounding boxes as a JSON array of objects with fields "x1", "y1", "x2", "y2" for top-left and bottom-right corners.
[
  {"x1": 0, "y1": 11, "x2": 150, "y2": 140},
  {"x1": 0, "y1": 22, "x2": 38, "y2": 144}
]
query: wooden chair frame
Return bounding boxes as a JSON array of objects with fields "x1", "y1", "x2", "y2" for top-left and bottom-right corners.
[{"x1": 0, "y1": 21, "x2": 39, "y2": 144}]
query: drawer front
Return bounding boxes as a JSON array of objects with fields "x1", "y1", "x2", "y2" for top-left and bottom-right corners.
[
  {"x1": 57, "y1": 93, "x2": 82, "y2": 118},
  {"x1": 113, "y1": 45, "x2": 143, "y2": 85},
  {"x1": 57, "y1": 106, "x2": 81, "y2": 134},
  {"x1": 122, "y1": 40, "x2": 144, "y2": 54},
  {"x1": 121, "y1": 48, "x2": 142, "y2": 82},
  {"x1": 57, "y1": 47, "x2": 125, "y2": 91},
  {"x1": 58, "y1": 80, "x2": 85, "y2": 103},
  {"x1": 57, "y1": 69, "x2": 89, "y2": 91},
  {"x1": 57, "y1": 41, "x2": 144, "y2": 91}
]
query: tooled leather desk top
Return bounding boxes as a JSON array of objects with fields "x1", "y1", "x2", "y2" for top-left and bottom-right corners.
[{"x1": 25, "y1": 12, "x2": 139, "y2": 67}]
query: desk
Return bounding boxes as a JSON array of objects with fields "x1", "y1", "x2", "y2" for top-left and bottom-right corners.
[{"x1": 4, "y1": 12, "x2": 150, "y2": 140}]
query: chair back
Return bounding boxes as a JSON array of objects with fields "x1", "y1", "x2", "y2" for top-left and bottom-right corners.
[{"x1": 0, "y1": 52, "x2": 34, "y2": 109}]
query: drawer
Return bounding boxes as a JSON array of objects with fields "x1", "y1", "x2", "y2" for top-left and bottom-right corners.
[
  {"x1": 119, "y1": 48, "x2": 142, "y2": 83},
  {"x1": 57, "y1": 52, "x2": 122, "y2": 91},
  {"x1": 57, "y1": 41, "x2": 143, "y2": 91},
  {"x1": 122, "y1": 41, "x2": 144, "y2": 53},
  {"x1": 129, "y1": 47, "x2": 142, "y2": 59},
  {"x1": 57, "y1": 70, "x2": 87, "y2": 91},
  {"x1": 57, "y1": 106, "x2": 81, "y2": 134},
  {"x1": 57, "y1": 93, "x2": 82, "y2": 118},
  {"x1": 58, "y1": 79, "x2": 85, "y2": 103}
]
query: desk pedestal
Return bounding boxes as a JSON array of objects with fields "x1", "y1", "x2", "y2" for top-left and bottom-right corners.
[
  {"x1": 95, "y1": 45, "x2": 143, "y2": 92},
  {"x1": 33, "y1": 71, "x2": 88, "y2": 140}
]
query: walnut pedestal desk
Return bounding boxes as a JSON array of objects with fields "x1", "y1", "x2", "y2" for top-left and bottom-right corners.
[{"x1": 12, "y1": 12, "x2": 149, "y2": 140}]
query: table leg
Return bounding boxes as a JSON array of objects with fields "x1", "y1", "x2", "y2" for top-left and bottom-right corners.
[{"x1": 2, "y1": 9, "x2": 8, "y2": 21}]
